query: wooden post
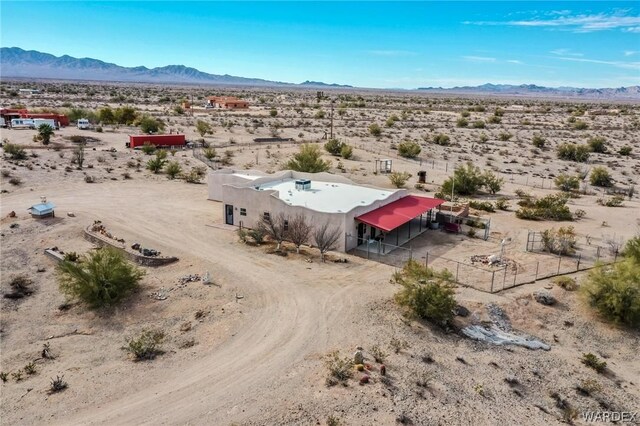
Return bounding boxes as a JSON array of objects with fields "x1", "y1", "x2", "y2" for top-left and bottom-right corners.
[
  {"x1": 557, "y1": 256, "x2": 562, "y2": 275},
  {"x1": 491, "y1": 270, "x2": 496, "y2": 293},
  {"x1": 576, "y1": 254, "x2": 581, "y2": 271},
  {"x1": 425, "y1": 252, "x2": 429, "y2": 267},
  {"x1": 503, "y1": 267, "x2": 508, "y2": 290},
  {"x1": 535, "y1": 261, "x2": 539, "y2": 280},
  {"x1": 456, "y1": 263, "x2": 460, "y2": 283}
]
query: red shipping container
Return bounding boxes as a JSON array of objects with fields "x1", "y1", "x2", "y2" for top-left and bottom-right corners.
[{"x1": 128, "y1": 134, "x2": 186, "y2": 149}]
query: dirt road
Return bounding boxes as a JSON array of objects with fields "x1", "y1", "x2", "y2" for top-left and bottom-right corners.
[{"x1": 1, "y1": 179, "x2": 394, "y2": 424}]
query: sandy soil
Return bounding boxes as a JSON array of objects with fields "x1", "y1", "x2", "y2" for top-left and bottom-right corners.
[{"x1": 1, "y1": 81, "x2": 639, "y2": 425}]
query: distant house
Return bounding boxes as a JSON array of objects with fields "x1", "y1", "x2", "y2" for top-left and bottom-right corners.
[
  {"x1": 28, "y1": 199, "x2": 56, "y2": 218},
  {"x1": 206, "y1": 96, "x2": 249, "y2": 109}
]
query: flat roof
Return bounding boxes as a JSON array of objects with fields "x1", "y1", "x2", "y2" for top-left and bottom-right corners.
[
  {"x1": 257, "y1": 178, "x2": 394, "y2": 213},
  {"x1": 232, "y1": 172, "x2": 262, "y2": 181}
]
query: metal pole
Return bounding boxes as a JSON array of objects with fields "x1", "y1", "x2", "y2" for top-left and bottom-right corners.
[
  {"x1": 557, "y1": 256, "x2": 562, "y2": 275},
  {"x1": 576, "y1": 254, "x2": 581, "y2": 271},
  {"x1": 491, "y1": 270, "x2": 495, "y2": 293},
  {"x1": 513, "y1": 269, "x2": 517, "y2": 286},
  {"x1": 456, "y1": 263, "x2": 460, "y2": 282},
  {"x1": 503, "y1": 267, "x2": 507, "y2": 290},
  {"x1": 425, "y1": 252, "x2": 429, "y2": 267},
  {"x1": 535, "y1": 262, "x2": 539, "y2": 280}
]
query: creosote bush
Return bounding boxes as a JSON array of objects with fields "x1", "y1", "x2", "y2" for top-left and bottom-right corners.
[
  {"x1": 325, "y1": 351, "x2": 354, "y2": 385},
  {"x1": 389, "y1": 171, "x2": 412, "y2": 188},
  {"x1": 515, "y1": 193, "x2": 573, "y2": 221},
  {"x1": 581, "y1": 353, "x2": 607, "y2": 374},
  {"x1": 285, "y1": 144, "x2": 330, "y2": 173},
  {"x1": 397, "y1": 141, "x2": 421, "y2": 159},
  {"x1": 125, "y1": 329, "x2": 165, "y2": 360},
  {"x1": 393, "y1": 259, "x2": 456, "y2": 327}
]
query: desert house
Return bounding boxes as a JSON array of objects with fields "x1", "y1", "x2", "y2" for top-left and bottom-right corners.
[
  {"x1": 0, "y1": 108, "x2": 69, "y2": 127},
  {"x1": 208, "y1": 169, "x2": 444, "y2": 252},
  {"x1": 205, "y1": 96, "x2": 249, "y2": 109},
  {"x1": 28, "y1": 198, "x2": 56, "y2": 218}
]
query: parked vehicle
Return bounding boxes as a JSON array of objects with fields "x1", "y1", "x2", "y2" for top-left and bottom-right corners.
[
  {"x1": 32, "y1": 118, "x2": 58, "y2": 129},
  {"x1": 77, "y1": 118, "x2": 91, "y2": 130},
  {"x1": 10, "y1": 118, "x2": 35, "y2": 129},
  {"x1": 0, "y1": 117, "x2": 6, "y2": 128}
]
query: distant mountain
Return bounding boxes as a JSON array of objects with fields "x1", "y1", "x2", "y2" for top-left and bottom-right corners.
[
  {"x1": 2, "y1": 47, "x2": 637, "y2": 99},
  {"x1": 416, "y1": 83, "x2": 640, "y2": 99}
]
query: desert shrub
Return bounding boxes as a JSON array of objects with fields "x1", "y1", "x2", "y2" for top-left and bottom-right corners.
[
  {"x1": 146, "y1": 151, "x2": 167, "y2": 174},
  {"x1": 456, "y1": 117, "x2": 468, "y2": 127},
  {"x1": 63, "y1": 252, "x2": 80, "y2": 262},
  {"x1": 515, "y1": 193, "x2": 573, "y2": 221},
  {"x1": 196, "y1": 120, "x2": 213, "y2": 137},
  {"x1": 389, "y1": 337, "x2": 409, "y2": 354},
  {"x1": 573, "y1": 120, "x2": 588, "y2": 130},
  {"x1": 248, "y1": 226, "x2": 267, "y2": 245},
  {"x1": 554, "y1": 173, "x2": 580, "y2": 192},
  {"x1": 495, "y1": 197, "x2": 510, "y2": 210},
  {"x1": 553, "y1": 276, "x2": 578, "y2": 291},
  {"x1": 269, "y1": 108, "x2": 277, "y2": 117},
  {"x1": 368, "y1": 123, "x2": 382, "y2": 137},
  {"x1": 3, "y1": 143, "x2": 27, "y2": 160},
  {"x1": 589, "y1": 166, "x2": 612, "y2": 187},
  {"x1": 482, "y1": 170, "x2": 503, "y2": 194},
  {"x1": 325, "y1": 351, "x2": 353, "y2": 384},
  {"x1": 24, "y1": 362, "x2": 37, "y2": 375},
  {"x1": 393, "y1": 259, "x2": 456, "y2": 327},
  {"x1": 389, "y1": 171, "x2": 411, "y2": 188},
  {"x1": 49, "y1": 375, "x2": 67, "y2": 393},
  {"x1": 587, "y1": 136, "x2": 607, "y2": 153},
  {"x1": 0, "y1": 372, "x2": 7, "y2": 382},
  {"x1": 95, "y1": 126, "x2": 103, "y2": 133},
  {"x1": 57, "y1": 247, "x2": 144, "y2": 309},
  {"x1": 164, "y1": 161, "x2": 182, "y2": 179},
  {"x1": 125, "y1": 329, "x2": 165, "y2": 361},
  {"x1": 487, "y1": 115, "x2": 501, "y2": 124},
  {"x1": 532, "y1": 134, "x2": 546, "y2": 148},
  {"x1": 541, "y1": 226, "x2": 577, "y2": 255},
  {"x1": 596, "y1": 195, "x2": 624, "y2": 207},
  {"x1": 581, "y1": 353, "x2": 607, "y2": 373},
  {"x1": 618, "y1": 146, "x2": 632, "y2": 156},
  {"x1": 432, "y1": 133, "x2": 450, "y2": 145},
  {"x1": 369, "y1": 345, "x2": 387, "y2": 363},
  {"x1": 202, "y1": 147, "x2": 217, "y2": 160},
  {"x1": 557, "y1": 143, "x2": 590, "y2": 162},
  {"x1": 38, "y1": 124, "x2": 55, "y2": 145},
  {"x1": 441, "y1": 163, "x2": 502, "y2": 195},
  {"x1": 324, "y1": 139, "x2": 343, "y2": 155},
  {"x1": 8, "y1": 177, "x2": 22, "y2": 186},
  {"x1": 140, "y1": 142, "x2": 156, "y2": 155},
  {"x1": 468, "y1": 200, "x2": 495, "y2": 212},
  {"x1": 184, "y1": 167, "x2": 205, "y2": 183},
  {"x1": 580, "y1": 237, "x2": 640, "y2": 327},
  {"x1": 139, "y1": 115, "x2": 165, "y2": 134},
  {"x1": 472, "y1": 120, "x2": 485, "y2": 129},
  {"x1": 398, "y1": 141, "x2": 421, "y2": 159},
  {"x1": 340, "y1": 144, "x2": 353, "y2": 159},
  {"x1": 285, "y1": 144, "x2": 330, "y2": 173},
  {"x1": 498, "y1": 132, "x2": 512, "y2": 141}
]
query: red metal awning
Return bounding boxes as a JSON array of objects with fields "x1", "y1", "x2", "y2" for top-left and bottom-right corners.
[{"x1": 356, "y1": 195, "x2": 445, "y2": 232}]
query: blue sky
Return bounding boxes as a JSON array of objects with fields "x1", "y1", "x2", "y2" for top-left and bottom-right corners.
[{"x1": 2, "y1": 1, "x2": 639, "y2": 88}]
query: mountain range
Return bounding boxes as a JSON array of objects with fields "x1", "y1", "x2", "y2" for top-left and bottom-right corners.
[{"x1": 1, "y1": 47, "x2": 637, "y2": 99}]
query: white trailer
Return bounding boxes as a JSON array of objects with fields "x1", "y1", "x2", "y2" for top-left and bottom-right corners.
[
  {"x1": 32, "y1": 118, "x2": 58, "y2": 129},
  {"x1": 0, "y1": 117, "x2": 6, "y2": 128},
  {"x1": 10, "y1": 118, "x2": 35, "y2": 129},
  {"x1": 77, "y1": 118, "x2": 91, "y2": 130}
]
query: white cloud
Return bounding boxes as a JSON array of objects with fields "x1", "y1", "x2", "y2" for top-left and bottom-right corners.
[
  {"x1": 556, "y1": 56, "x2": 640, "y2": 70},
  {"x1": 464, "y1": 11, "x2": 640, "y2": 33},
  {"x1": 550, "y1": 49, "x2": 583, "y2": 57},
  {"x1": 624, "y1": 50, "x2": 638, "y2": 56},
  {"x1": 462, "y1": 56, "x2": 496, "y2": 63},
  {"x1": 507, "y1": 60, "x2": 523, "y2": 64}
]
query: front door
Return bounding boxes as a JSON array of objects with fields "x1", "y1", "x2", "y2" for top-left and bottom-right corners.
[
  {"x1": 357, "y1": 222, "x2": 366, "y2": 245},
  {"x1": 225, "y1": 204, "x2": 234, "y2": 225}
]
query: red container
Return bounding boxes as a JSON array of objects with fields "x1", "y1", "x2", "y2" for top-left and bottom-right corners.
[{"x1": 128, "y1": 134, "x2": 186, "y2": 149}]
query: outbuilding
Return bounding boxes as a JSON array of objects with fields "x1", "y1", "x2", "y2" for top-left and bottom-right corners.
[
  {"x1": 127, "y1": 134, "x2": 186, "y2": 149},
  {"x1": 28, "y1": 199, "x2": 56, "y2": 218}
]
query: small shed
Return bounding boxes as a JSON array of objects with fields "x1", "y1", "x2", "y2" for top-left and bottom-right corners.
[{"x1": 28, "y1": 201, "x2": 56, "y2": 218}]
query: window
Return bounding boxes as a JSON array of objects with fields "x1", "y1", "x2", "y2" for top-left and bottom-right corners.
[
  {"x1": 240, "y1": 208, "x2": 247, "y2": 216},
  {"x1": 284, "y1": 220, "x2": 289, "y2": 231},
  {"x1": 263, "y1": 212, "x2": 270, "y2": 220}
]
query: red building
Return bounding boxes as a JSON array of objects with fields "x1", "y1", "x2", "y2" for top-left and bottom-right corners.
[
  {"x1": 0, "y1": 109, "x2": 69, "y2": 127},
  {"x1": 128, "y1": 134, "x2": 186, "y2": 149}
]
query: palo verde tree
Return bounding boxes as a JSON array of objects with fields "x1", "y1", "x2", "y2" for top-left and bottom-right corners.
[
  {"x1": 139, "y1": 115, "x2": 165, "y2": 134},
  {"x1": 392, "y1": 259, "x2": 457, "y2": 327},
  {"x1": 38, "y1": 124, "x2": 55, "y2": 145},
  {"x1": 441, "y1": 162, "x2": 503, "y2": 196},
  {"x1": 581, "y1": 236, "x2": 640, "y2": 328},
  {"x1": 285, "y1": 144, "x2": 331, "y2": 173},
  {"x1": 196, "y1": 119, "x2": 213, "y2": 138},
  {"x1": 57, "y1": 247, "x2": 145, "y2": 309}
]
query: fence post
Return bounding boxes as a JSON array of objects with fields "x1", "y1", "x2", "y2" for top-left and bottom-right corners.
[
  {"x1": 535, "y1": 262, "x2": 539, "y2": 280},
  {"x1": 491, "y1": 270, "x2": 495, "y2": 293},
  {"x1": 502, "y1": 266, "x2": 508, "y2": 291},
  {"x1": 409, "y1": 247, "x2": 413, "y2": 260},
  {"x1": 576, "y1": 254, "x2": 581, "y2": 271},
  {"x1": 557, "y1": 256, "x2": 562, "y2": 275},
  {"x1": 455, "y1": 263, "x2": 460, "y2": 283},
  {"x1": 425, "y1": 252, "x2": 429, "y2": 267}
]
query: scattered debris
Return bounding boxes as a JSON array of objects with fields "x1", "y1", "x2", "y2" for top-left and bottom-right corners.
[
  {"x1": 9, "y1": 223, "x2": 19, "y2": 229},
  {"x1": 462, "y1": 325, "x2": 550, "y2": 350},
  {"x1": 534, "y1": 290, "x2": 556, "y2": 306},
  {"x1": 7, "y1": 211, "x2": 16, "y2": 218},
  {"x1": 91, "y1": 221, "x2": 125, "y2": 244},
  {"x1": 486, "y1": 303, "x2": 512, "y2": 331},
  {"x1": 471, "y1": 254, "x2": 517, "y2": 270},
  {"x1": 150, "y1": 288, "x2": 169, "y2": 300},
  {"x1": 67, "y1": 212, "x2": 75, "y2": 217},
  {"x1": 178, "y1": 274, "x2": 200, "y2": 284}
]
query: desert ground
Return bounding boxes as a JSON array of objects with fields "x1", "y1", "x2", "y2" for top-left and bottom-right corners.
[{"x1": 1, "y1": 80, "x2": 639, "y2": 425}]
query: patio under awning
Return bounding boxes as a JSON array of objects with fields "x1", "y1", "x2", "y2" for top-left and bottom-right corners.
[{"x1": 356, "y1": 195, "x2": 444, "y2": 232}]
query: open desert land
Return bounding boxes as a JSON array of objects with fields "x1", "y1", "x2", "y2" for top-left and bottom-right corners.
[{"x1": 1, "y1": 81, "x2": 639, "y2": 425}]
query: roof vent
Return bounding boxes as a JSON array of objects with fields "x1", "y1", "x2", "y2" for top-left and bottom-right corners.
[{"x1": 295, "y1": 179, "x2": 311, "y2": 191}]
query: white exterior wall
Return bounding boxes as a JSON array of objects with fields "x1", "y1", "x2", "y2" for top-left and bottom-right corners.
[{"x1": 213, "y1": 170, "x2": 407, "y2": 252}]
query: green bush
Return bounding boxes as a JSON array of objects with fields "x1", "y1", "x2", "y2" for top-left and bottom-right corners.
[
  {"x1": 580, "y1": 237, "x2": 640, "y2": 327},
  {"x1": 456, "y1": 117, "x2": 468, "y2": 128},
  {"x1": 541, "y1": 226, "x2": 577, "y2": 255},
  {"x1": 498, "y1": 132, "x2": 512, "y2": 141},
  {"x1": 393, "y1": 259, "x2": 456, "y2": 327},
  {"x1": 554, "y1": 173, "x2": 580, "y2": 192},
  {"x1": 57, "y1": 247, "x2": 145, "y2": 309},
  {"x1": 557, "y1": 143, "x2": 590, "y2": 162},
  {"x1": 324, "y1": 139, "x2": 343, "y2": 155},
  {"x1": 324, "y1": 351, "x2": 353, "y2": 384},
  {"x1": 139, "y1": 115, "x2": 165, "y2": 134},
  {"x1": 441, "y1": 163, "x2": 503, "y2": 196},
  {"x1": 3, "y1": 143, "x2": 27, "y2": 160},
  {"x1": 340, "y1": 144, "x2": 353, "y2": 159},
  {"x1": 495, "y1": 197, "x2": 510, "y2": 210},
  {"x1": 573, "y1": 120, "x2": 589, "y2": 130},
  {"x1": 619, "y1": 146, "x2": 632, "y2": 156},
  {"x1": 389, "y1": 171, "x2": 412, "y2": 188},
  {"x1": 553, "y1": 276, "x2": 578, "y2": 291},
  {"x1": 532, "y1": 134, "x2": 546, "y2": 148},
  {"x1": 515, "y1": 193, "x2": 573, "y2": 221},
  {"x1": 431, "y1": 133, "x2": 450, "y2": 145},
  {"x1": 472, "y1": 120, "x2": 485, "y2": 129},
  {"x1": 368, "y1": 123, "x2": 382, "y2": 137},
  {"x1": 164, "y1": 161, "x2": 182, "y2": 179},
  {"x1": 285, "y1": 144, "x2": 331, "y2": 172},
  {"x1": 596, "y1": 195, "x2": 624, "y2": 207},
  {"x1": 469, "y1": 200, "x2": 495, "y2": 212},
  {"x1": 398, "y1": 141, "x2": 421, "y2": 159},
  {"x1": 125, "y1": 329, "x2": 165, "y2": 361},
  {"x1": 587, "y1": 136, "x2": 607, "y2": 153},
  {"x1": 581, "y1": 353, "x2": 607, "y2": 374},
  {"x1": 141, "y1": 142, "x2": 156, "y2": 155},
  {"x1": 589, "y1": 166, "x2": 612, "y2": 187}
]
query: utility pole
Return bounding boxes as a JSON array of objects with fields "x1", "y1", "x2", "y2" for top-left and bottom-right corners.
[{"x1": 329, "y1": 99, "x2": 335, "y2": 140}]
